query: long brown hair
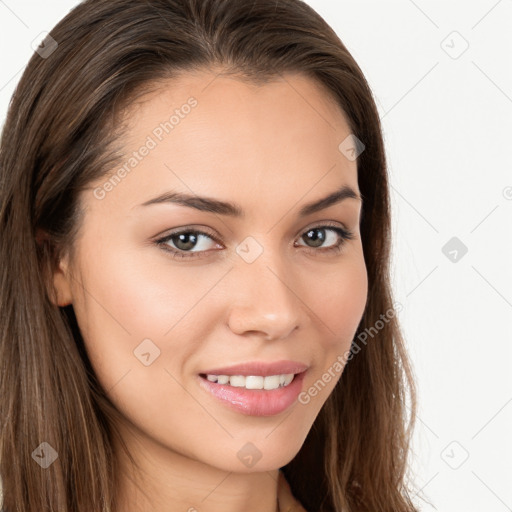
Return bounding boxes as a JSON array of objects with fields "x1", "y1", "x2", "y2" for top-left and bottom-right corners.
[{"x1": 0, "y1": 0, "x2": 418, "y2": 510}]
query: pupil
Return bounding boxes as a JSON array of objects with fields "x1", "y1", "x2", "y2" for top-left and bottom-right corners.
[
  {"x1": 305, "y1": 228, "x2": 325, "y2": 247},
  {"x1": 175, "y1": 233, "x2": 198, "y2": 250}
]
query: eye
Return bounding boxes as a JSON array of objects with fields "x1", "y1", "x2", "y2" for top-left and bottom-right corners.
[
  {"x1": 295, "y1": 223, "x2": 355, "y2": 254},
  {"x1": 156, "y1": 228, "x2": 221, "y2": 259},
  {"x1": 155, "y1": 222, "x2": 355, "y2": 260}
]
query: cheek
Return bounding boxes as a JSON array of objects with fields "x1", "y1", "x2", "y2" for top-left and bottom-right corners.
[
  {"x1": 106, "y1": 248, "x2": 228, "y2": 333},
  {"x1": 305, "y1": 251, "x2": 368, "y2": 349},
  {"x1": 69, "y1": 250, "x2": 212, "y2": 449},
  {"x1": 70, "y1": 245, "x2": 224, "y2": 389},
  {"x1": 294, "y1": 253, "x2": 367, "y2": 414}
]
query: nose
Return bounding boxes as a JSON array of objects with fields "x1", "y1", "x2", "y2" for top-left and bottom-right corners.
[{"x1": 226, "y1": 251, "x2": 305, "y2": 341}]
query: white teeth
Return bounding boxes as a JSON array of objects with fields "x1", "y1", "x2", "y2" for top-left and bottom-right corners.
[
  {"x1": 264, "y1": 375, "x2": 281, "y2": 390},
  {"x1": 217, "y1": 375, "x2": 230, "y2": 385},
  {"x1": 245, "y1": 376, "x2": 264, "y2": 389},
  {"x1": 229, "y1": 375, "x2": 246, "y2": 387},
  {"x1": 204, "y1": 373, "x2": 295, "y2": 390}
]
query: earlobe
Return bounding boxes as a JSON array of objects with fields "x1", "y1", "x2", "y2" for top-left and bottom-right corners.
[
  {"x1": 37, "y1": 228, "x2": 73, "y2": 307},
  {"x1": 52, "y1": 263, "x2": 73, "y2": 307}
]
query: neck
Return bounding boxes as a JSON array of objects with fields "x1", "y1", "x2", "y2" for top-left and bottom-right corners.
[{"x1": 112, "y1": 422, "x2": 281, "y2": 512}]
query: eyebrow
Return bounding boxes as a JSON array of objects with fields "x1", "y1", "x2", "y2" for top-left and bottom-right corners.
[{"x1": 137, "y1": 184, "x2": 361, "y2": 217}]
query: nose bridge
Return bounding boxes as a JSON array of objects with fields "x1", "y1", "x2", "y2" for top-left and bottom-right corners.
[{"x1": 227, "y1": 236, "x2": 302, "y2": 340}]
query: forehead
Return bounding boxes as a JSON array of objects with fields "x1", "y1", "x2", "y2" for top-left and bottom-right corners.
[
  {"x1": 88, "y1": 69, "x2": 359, "y2": 218},
  {"x1": 125, "y1": 68, "x2": 350, "y2": 129}
]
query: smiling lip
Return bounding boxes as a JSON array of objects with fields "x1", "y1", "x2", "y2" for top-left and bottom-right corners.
[
  {"x1": 199, "y1": 360, "x2": 309, "y2": 377},
  {"x1": 197, "y1": 360, "x2": 309, "y2": 416}
]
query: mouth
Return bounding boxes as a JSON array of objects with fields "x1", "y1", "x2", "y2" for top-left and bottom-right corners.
[
  {"x1": 196, "y1": 369, "x2": 308, "y2": 417},
  {"x1": 198, "y1": 372, "x2": 298, "y2": 390}
]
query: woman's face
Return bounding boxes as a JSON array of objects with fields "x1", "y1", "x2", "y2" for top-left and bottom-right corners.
[{"x1": 53, "y1": 69, "x2": 368, "y2": 474}]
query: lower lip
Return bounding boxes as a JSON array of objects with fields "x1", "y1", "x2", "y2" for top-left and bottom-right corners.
[{"x1": 197, "y1": 371, "x2": 307, "y2": 417}]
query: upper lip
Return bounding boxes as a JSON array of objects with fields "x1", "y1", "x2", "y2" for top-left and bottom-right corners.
[{"x1": 200, "y1": 360, "x2": 309, "y2": 377}]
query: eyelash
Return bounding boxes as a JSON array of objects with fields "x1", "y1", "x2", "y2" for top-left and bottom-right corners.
[{"x1": 155, "y1": 222, "x2": 355, "y2": 261}]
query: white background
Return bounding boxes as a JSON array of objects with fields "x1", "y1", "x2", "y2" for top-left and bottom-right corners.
[{"x1": 1, "y1": 1, "x2": 511, "y2": 511}]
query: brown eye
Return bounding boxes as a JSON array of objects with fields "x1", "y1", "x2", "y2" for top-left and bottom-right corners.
[
  {"x1": 155, "y1": 224, "x2": 355, "y2": 261},
  {"x1": 302, "y1": 227, "x2": 328, "y2": 248},
  {"x1": 296, "y1": 225, "x2": 355, "y2": 253},
  {"x1": 156, "y1": 228, "x2": 221, "y2": 259},
  {"x1": 169, "y1": 232, "x2": 201, "y2": 251}
]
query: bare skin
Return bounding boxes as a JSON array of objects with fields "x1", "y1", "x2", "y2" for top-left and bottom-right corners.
[{"x1": 51, "y1": 69, "x2": 368, "y2": 512}]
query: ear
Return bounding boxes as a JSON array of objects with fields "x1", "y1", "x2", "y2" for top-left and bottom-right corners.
[
  {"x1": 52, "y1": 258, "x2": 73, "y2": 307},
  {"x1": 37, "y1": 228, "x2": 73, "y2": 307}
]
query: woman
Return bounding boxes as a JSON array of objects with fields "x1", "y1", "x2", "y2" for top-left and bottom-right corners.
[{"x1": 0, "y1": 0, "x2": 419, "y2": 511}]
